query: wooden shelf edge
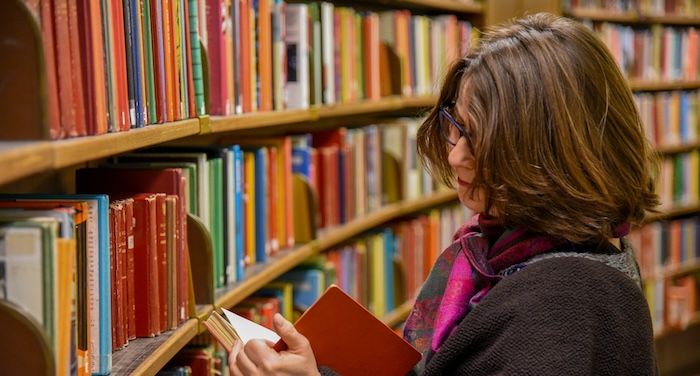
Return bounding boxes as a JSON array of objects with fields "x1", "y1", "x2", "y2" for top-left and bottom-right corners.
[
  {"x1": 129, "y1": 319, "x2": 199, "y2": 376},
  {"x1": 655, "y1": 311, "x2": 700, "y2": 339},
  {"x1": 0, "y1": 142, "x2": 53, "y2": 186},
  {"x1": 215, "y1": 190, "x2": 458, "y2": 309},
  {"x1": 390, "y1": 0, "x2": 483, "y2": 14},
  {"x1": 567, "y1": 8, "x2": 700, "y2": 25},
  {"x1": 655, "y1": 141, "x2": 700, "y2": 154},
  {"x1": 382, "y1": 299, "x2": 415, "y2": 327},
  {"x1": 52, "y1": 119, "x2": 201, "y2": 169},
  {"x1": 643, "y1": 261, "x2": 700, "y2": 282},
  {"x1": 208, "y1": 96, "x2": 436, "y2": 134},
  {"x1": 629, "y1": 80, "x2": 700, "y2": 91},
  {"x1": 646, "y1": 204, "x2": 700, "y2": 222}
]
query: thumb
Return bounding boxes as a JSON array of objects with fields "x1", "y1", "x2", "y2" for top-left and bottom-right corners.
[{"x1": 272, "y1": 313, "x2": 308, "y2": 351}]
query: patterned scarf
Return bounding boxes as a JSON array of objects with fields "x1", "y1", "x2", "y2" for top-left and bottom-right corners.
[{"x1": 403, "y1": 214, "x2": 569, "y2": 372}]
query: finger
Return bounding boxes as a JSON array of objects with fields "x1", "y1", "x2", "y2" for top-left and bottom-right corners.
[
  {"x1": 244, "y1": 339, "x2": 278, "y2": 366},
  {"x1": 272, "y1": 313, "x2": 309, "y2": 351},
  {"x1": 236, "y1": 347, "x2": 259, "y2": 375},
  {"x1": 229, "y1": 361, "x2": 245, "y2": 376},
  {"x1": 229, "y1": 339, "x2": 242, "y2": 365}
]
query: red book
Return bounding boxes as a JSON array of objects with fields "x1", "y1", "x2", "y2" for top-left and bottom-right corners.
[
  {"x1": 165, "y1": 195, "x2": 179, "y2": 329},
  {"x1": 155, "y1": 194, "x2": 168, "y2": 333},
  {"x1": 114, "y1": 200, "x2": 129, "y2": 347},
  {"x1": 38, "y1": 0, "x2": 63, "y2": 139},
  {"x1": 111, "y1": 0, "x2": 131, "y2": 131},
  {"x1": 123, "y1": 199, "x2": 137, "y2": 339},
  {"x1": 52, "y1": 0, "x2": 78, "y2": 137},
  {"x1": 267, "y1": 147, "x2": 279, "y2": 253},
  {"x1": 77, "y1": 0, "x2": 108, "y2": 135},
  {"x1": 132, "y1": 194, "x2": 160, "y2": 337},
  {"x1": 240, "y1": 0, "x2": 252, "y2": 112},
  {"x1": 67, "y1": 0, "x2": 87, "y2": 136},
  {"x1": 205, "y1": 0, "x2": 225, "y2": 115},
  {"x1": 148, "y1": 0, "x2": 164, "y2": 123}
]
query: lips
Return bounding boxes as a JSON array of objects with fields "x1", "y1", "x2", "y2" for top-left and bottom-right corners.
[{"x1": 456, "y1": 177, "x2": 470, "y2": 188}]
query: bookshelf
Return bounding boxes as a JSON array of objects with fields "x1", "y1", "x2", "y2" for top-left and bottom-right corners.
[
  {"x1": 644, "y1": 260, "x2": 700, "y2": 282},
  {"x1": 215, "y1": 190, "x2": 457, "y2": 311},
  {"x1": 655, "y1": 141, "x2": 700, "y2": 155},
  {"x1": 629, "y1": 80, "x2": 700, "y2": 92},
  {"x1": 376, "y1": 0, "x2": 483, "y2": 14},
  {"x1": 646, "y1": 204, "x2": 700, "y2": 222},
  {"x1": 565, "y1": 8, "x2": 700, "y2": 26}
]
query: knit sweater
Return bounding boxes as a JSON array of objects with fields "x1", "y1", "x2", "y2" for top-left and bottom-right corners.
[{"x1": 320, "y1": 256, "x2": 656, "y2": 375}]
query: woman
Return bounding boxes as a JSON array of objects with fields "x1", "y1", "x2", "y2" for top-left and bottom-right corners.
[{"x1": 229, "y1": 13, "x2": 658, "y2": 375}]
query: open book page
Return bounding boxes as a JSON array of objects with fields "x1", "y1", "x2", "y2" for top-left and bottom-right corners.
[{"x1": 221, "y1": 308, "x2": 281, "y2": 344}]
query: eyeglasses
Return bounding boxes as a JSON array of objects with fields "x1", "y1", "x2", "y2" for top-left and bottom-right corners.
[{"x1": 439, "y1": 106, "x2": 474, "y2": 151}]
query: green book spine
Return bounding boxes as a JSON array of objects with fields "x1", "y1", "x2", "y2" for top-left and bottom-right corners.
[
  {"x1": 188, "y1": 0, "x2": 206, "y2": 115},
  {"x1": 674, "y1": 155, "x2": 683, "y2": 204},
  {"x1": 142, "y1": 0, "x2": 158, "y2": 123},
  {"x1": 209, "y1": 159, "x2": 224, "y2": 288},
  {"x1": 355, "y1": 13, "x2": 365, "y2": 100}
]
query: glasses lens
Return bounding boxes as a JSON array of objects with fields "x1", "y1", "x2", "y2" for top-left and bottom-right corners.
[{"x1": 440, "y1": 110, "x2": 462, "y2": 146}]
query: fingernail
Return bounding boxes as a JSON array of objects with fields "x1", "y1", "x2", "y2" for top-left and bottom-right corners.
[{"x1": 274, "y1": 313, "x2": 285, "y2": 327}]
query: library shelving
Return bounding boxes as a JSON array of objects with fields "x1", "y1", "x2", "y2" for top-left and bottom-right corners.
[
  {"x1": 644, "y1": 260, "x2": 700, "y2": 282},
  {"x1": 655, "y1": 141, "x2": 700, "y2": 155},
  {"x1": 214, "y1": 190, "x2": 457, "y2": 310},
  {"x1": 629, "y1": 80, "x2": 700, "y2": 92},
  {"x1": 646, "y1": 204, "x2": 700, "y2": 222},
  {"x1": 565, "y1": 7, "x2": 700, "y2": 26}
]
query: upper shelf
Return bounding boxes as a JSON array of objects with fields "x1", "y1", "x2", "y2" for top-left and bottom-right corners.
[
  {"x1": 646, "y1": 204, "x2": 700, "y2": 223},
  {"x1": 214, "y1": 190, "x2": 458, "y2": 310},
  {"x1": 379, "y1": 0, "x2": 483, "y2": 14},
  {"x1": 0, "y1": 119, "x2": 200, "y2": 186},
  {"x1": 207, "y1": 96, "x2": 436, "y2": 133},
  {"x1": 566, "y1": 8, "x2": 700, "y2": 25},
  {"x1": 629, "y1": 80, "x2": 700, "y2": 92},
  {"x1": 655, "y1": 141, "x2": 700, "y2": 155}
]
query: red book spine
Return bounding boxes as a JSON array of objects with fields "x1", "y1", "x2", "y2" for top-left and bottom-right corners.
[
  {"x1": 38, "y1": 0, "x2": 63, "y2": 139},
  {"x1": 267, "y1": 147, "x2": 278, "y2": 254},
  {"x1": 240, "y1": 0, "x2": 251, "y2": 112},
  {"x1": 283, "y1": 137, "x2": 294, "y2": 248},
  {"x1": 68, "y1": 0, "x2": 87, "y2": 136},
  {"x1": 133, "y1": 195, "x2": 160, "y2": 337},
  {"x1": 155, "y1": 194, "x2": 168, "y2": 333},
  {"x1": 178, "y1": 177, "x2": 188, "y2": 323},
  {"x1": 111, "y1": 0, "x2": 131, "y2": 131},
  {"x1": 53, "y1": 0, "x2": 78, "y2": 137},
  {"x1": 205, "y1": 0, "x2": 224, "y2": 114},
  {"x1": 124, "y1": 199, "x2": 137, "y2": 339},
  {"x1": 109, "y1": 204, "x2": 118, "y2": 350},
  {"x1": 115, "y1": 203, "x2": 128, "y2": 347}
]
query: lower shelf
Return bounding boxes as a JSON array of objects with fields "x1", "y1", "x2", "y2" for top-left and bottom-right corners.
[
  {"x1": 111, "y1": 319, "x2": 198, "y2": 376},
  {"x1": 382, "y1": 299, "x2": 415, "y2": 328}
]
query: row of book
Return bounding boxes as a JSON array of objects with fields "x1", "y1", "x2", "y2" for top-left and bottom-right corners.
[
  {"x1": 657, "y1": 150, "x2": 700, "y2": 209},
  {"x1": 28, "y1": 0, "x2": 204, "y2": 139},
  {"x1": 23, "y1": 0, "x2": 474, "y2": 140},
  {"x1": 629, "y1": 215, "x2": 700, "y2": 279},
  {"x1": 594, "y1": 23, "x2": 700, "y2": 82},
  {"x1": 645, "y1": 273, "x2": 698, "y2": 334},
  {"x1": 564, "y1": 0, "x2": 699, "y2": 16},
  {"x1": 0, "y1": 192, "x2": 190, "y2": 376},
  {"x1": 205, "y1": 1, "x2": 475, "y2": 114},
  {"x1": 157, "y1": 204, "x2": 467, "y2": 376},
  {"x1": 635, "y1": 90, "x2": 700, "y2": 147}
]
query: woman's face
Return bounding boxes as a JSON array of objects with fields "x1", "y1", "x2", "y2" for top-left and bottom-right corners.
[{"x1": 446, "y1": 104, "x2": 487, "y2": 213}]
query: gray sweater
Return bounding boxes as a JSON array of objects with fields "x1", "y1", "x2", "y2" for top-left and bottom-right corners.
[{"x1": 321, "y1": 250, "x2": 656, "y2": 375}]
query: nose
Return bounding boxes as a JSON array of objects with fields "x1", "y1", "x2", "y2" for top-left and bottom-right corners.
[{"x1": 448, "y1": 137, "x2": 471, "y2": 169}]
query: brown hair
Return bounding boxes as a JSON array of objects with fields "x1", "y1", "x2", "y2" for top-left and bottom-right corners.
[{"x1": 417, "y1": 13, "x2": 658, "y2": 243}]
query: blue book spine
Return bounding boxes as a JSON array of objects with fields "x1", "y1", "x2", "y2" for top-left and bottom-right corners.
[
  {"x1": 383, "y1": 228, "x2": 394, "y2": 313},
  {"x1": 680, "y1": 93, "x2": 689, "y2": 142},
  {"x1": 279, "y1": 269, "x2": 323, "y2": 310},
  {"x1": 254, "y1": 148, "x2": 268, "y2": 262},
  {"x1": 130, "y1": 0, "x2": 145, "y2": 126},
  {"x1": 233, "y1": 146, "x2": 245, "y2": 280},
  {"x1": 292, "y1": 135, "x2": 313, "y2": 179}
]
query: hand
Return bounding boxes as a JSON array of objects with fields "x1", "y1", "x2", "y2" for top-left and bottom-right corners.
[{"x1": 228, "y1": 313, "x2": 320, "y2": 376}]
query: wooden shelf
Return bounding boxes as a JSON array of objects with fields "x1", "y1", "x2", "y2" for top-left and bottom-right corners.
[
  {"x1": 643, "y1": 260, "x2": 700, "y2": 282},
  {"x1": 629, "y1": 80, "x2": 700, "y2": 92},
  {"x1": 655, "y1": 141, "x2": 700, "y2": 154},
  {"x1": 208, "y1": 96, "x2": 436, "y2": 134},
  {"x1": 215, "y1": 190, "x2": 458, "y2": 309},
  {"x1": 0, "y1": 142, "x2": 53, "y2": 186},
  {"x1": 655, "y1": 311, "x2": 700, "y2": 339},
  {"x1": 375, "y1": 0, "x2": 483, "y2": 14},
  {"x1": 0, "y1": 120, "x2": 200, "y2": 186},
  {"x1": 112, "y1": 319, "x2": 198, "y2": 376},
  {"x1": 52, "y1": 119, "x2": 200, "y2": 168},
  {"x1": 646, "y1": 204, "x2": 700, "y2": 222},
  {"x1": 567, "y1": 8, "x2": 700, "y2": 25},
  {"x1": 382, "y1": 299, "x2": 415, "y2": 328}
]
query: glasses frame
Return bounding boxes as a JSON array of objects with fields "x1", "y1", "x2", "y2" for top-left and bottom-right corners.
[{"x1": 439, "y1": 105, "x2": 474, "y2": 151}]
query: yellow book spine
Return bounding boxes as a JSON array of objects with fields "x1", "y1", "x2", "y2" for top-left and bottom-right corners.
[{"x1": 370, "y1": 234, "x2": 386, "y2": 318}]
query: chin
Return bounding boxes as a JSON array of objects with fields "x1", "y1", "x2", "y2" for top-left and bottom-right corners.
[{"x1": 457, "y1": 191, "x2": 485, "y2": 213}]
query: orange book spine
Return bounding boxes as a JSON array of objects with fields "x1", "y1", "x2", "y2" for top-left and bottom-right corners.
[
  {"x1": 111, "y1": 0, "x2": 131, "y2": 131},
  {"x1": 163, "y1": 0, "x2": 176, "y2": 121},
  {"x1": 259, "y1": 0, "x2": 273, "y2": 111},
  {"x1": 89, "y1": 0, "x2": 109, "y2": 134}
]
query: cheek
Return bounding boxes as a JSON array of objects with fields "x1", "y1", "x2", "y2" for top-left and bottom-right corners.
[{"x1": 457, "y1": 187, "x2": 486, "y2": 213}]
